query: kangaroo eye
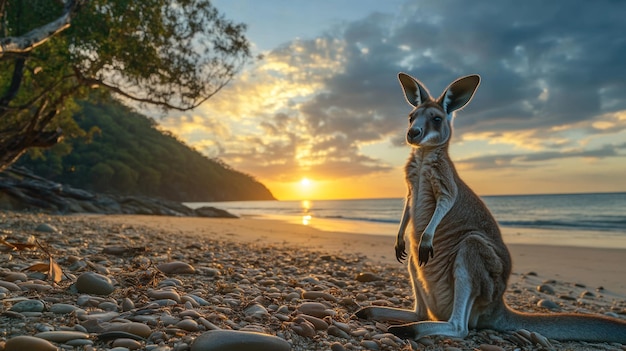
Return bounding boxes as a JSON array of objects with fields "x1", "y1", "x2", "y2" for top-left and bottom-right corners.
[{"x1": 433, "y1": 116, "x2": 443, "y2": 123}]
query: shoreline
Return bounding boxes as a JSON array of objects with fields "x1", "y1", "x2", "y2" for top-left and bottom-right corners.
[{"x1": 99, "y1": 214, "x2": 626, "y2": 296}]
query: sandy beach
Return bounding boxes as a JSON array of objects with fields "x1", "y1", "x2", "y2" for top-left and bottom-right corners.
[
  {"x1": 1, "y1": 212, "x2": 625, "y2": 351},
  {"x1": 103, "y1": 215, "x2": 626, "y2": 296}
]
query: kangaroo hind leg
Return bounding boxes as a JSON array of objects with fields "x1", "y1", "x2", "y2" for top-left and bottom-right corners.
[
  {"x1": 389, "y1": 234, "x2": 498, "y2": 339},
  {"x1": 356, "y1": 258, "x2": 429, "y2": 323}
]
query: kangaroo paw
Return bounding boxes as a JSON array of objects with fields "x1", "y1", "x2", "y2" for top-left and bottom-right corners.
[
  {"x1": 418, "y1": 244, "x2": 434, "y2": 266},
  {"x1": 395, "y1": 243, "x2": 407, "y2": 263},
  {"x1": 388, "y1": 323, "x2": 417, "y2": 339}
]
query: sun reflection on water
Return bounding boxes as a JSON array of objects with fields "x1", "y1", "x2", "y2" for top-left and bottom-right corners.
[{"x1": 301, "y1": 200, "x2": 312, "y2": 225}]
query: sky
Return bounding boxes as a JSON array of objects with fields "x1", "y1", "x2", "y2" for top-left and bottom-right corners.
[{"x1": 158, "y1": 0, "x2": 626, "y2": 201}]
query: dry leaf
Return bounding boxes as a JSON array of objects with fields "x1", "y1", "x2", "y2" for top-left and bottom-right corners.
[
  {"x1": 0, "y1": 238, "x2": 37, "y2": 251},
  {"x1": 11, "y1": 242, "x2": 37, "y2": 250},
  {"x1": 24, "y1": 262, "x2": 50, "y2": 272},
  {"x1": 0, "y1": 237, "x2": 17, "y2": 250},
  {"x1": 48, "y1": 256, "x2": 63, "y2": 283}
]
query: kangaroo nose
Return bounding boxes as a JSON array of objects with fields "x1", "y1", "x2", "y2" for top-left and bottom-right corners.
[{"x1": 407, "y1": 128, "x2": 422, "y2": 140}]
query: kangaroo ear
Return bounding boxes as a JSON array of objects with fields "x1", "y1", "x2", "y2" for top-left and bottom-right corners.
[
  {"x1": 398, "y1": 73, "x2": 432, "y2": 107},
  {"x1": 439, "y1": 75, "x2": 480, "y2": 115}
]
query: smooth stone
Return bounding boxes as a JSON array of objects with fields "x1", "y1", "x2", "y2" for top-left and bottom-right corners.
[
  {"x1": 355, "y1": 272, "x2": 381, "y2": 282},
  {"x1": 112, "y1": 338, "x2": 142, "y2": 350},
  {"x1": 34, "y1": 331, "x2": 90, "y2": 342},
  {"x1": 3, "y1": 272, "x2": 29, "y2": 282},
  {"x1": 296, "y1": 302, "x2": 336, "y2": 318},
  {"x1": 104, "y1": 322, "x2": 152, "y2": 338},
  {"x1": 479, "y1": 345, "x2": 505, "y2": 351},
  {"x1": 537, "y1": 299, "x2": 560, "y2": 310},
  {"x1": 157, "y1": 261, "x2": 196, "y2": 275},
  {"x1": 121, "y1": 297, "x2": 135, "y2": 311},
  {"x1": 244, "y1": 304, "x2": 269, "y2": 319},
  {"x1": 148, "y1": 289, "x2": 182, "y2": 303},
  {"x1": 75, "y1": 272, "x2": 115, "y2": 295},
  {"x1": 4, "y1": 335, "x2": 56, "y2": 351},
  {"x1": 537, "y1": 284, "x2": 555, "y2": 295},
  {"x1": 177, "y1": 319, "x2": 200, "y2": 332},
  {"x1": 191, "y1": 330, "x2": 290, "y2": 351},
  {"x1": 35, "y1": 223, "x2": 59, "y2": 233},
  {"x1": 185, "y1": 294, "x2": 210, "y2": 306},
  {"x1": 0, "y1": 280, "x2": 21, "y2": 291},
  {"x1": 50, "y1": 303, "x2": 81, "y2": 314},
  {"x1": 10, "y1": 299, "x2": 45, "y2": 313}
]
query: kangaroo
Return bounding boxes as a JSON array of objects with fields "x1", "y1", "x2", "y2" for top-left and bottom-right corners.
[{"x1": 356, "y1": 73, "x2": 626, "y2": 343}]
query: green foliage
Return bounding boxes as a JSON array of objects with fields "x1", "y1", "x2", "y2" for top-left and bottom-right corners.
[
  {"x1": 17, "y1": 98, "x2": 275, "y2": 201},
  {"x1": 1, "y1": 0, "x2": 251, "y2": 170}
]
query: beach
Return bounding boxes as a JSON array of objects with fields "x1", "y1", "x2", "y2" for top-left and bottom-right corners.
[{"x1": 1, "y1": 212, "x2": 625, "y2": 351}]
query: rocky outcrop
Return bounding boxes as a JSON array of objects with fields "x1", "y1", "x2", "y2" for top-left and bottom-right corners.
[{"x1": 0, "y1": 167, "x2": 237, "y2": 218}]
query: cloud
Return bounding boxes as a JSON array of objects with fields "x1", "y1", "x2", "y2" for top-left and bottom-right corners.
[
  {"x1": 162, "y1": 0, "x2": 626, "y2": 184},
  {"x1": 457, "y1": 142, "x2": 626, "y2": 170}
]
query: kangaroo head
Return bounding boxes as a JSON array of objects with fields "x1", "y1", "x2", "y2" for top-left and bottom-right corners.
[{"x1": 398, "y1": 73, "x2": 480, "y2": 148}]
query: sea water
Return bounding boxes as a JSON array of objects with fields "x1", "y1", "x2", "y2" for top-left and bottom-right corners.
[{"x1": 187, "y1": 192, "x2": 626, "y2": 249}]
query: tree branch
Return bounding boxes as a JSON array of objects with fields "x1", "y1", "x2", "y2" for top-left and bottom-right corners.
[{"x1": 0, "y1": 0, "x2": 83, "y2": 57}]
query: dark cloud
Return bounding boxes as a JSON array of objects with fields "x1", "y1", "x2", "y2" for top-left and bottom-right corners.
[{"x1": 457, "y1": 143, "x2": 626, "y2": 170}]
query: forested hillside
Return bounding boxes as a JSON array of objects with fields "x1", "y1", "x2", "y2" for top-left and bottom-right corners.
[{"x1": 17, "y1": 99, "x2": 275, "y2": 202}]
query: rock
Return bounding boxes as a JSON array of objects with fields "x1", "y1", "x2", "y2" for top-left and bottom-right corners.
[
  {"x1": 34, "y1": 331, "x2": 90, "y2": 343},
  {"x1": 147, "y1": 289, "x2": 182, "y2": 303},
  {"x1": 157, "y1": 261, "x2": 196, "y2": 275},
  {"x1": 75, "y1": 272, "x2": 115, "y2": 295},
  {"x1": 537, "y1": 299, "x2": 560, "y2": 310},
  {"x1": 112, "y1": 338, "x2": 142, "y2": 350},
  {"x1": 190, "y1": 330, "x2": 290, "y2": 351},
  {"x1": 9, "y1": 299, "x2": 45, "y2": 313},
  {"x1": 104, "y1": 322, "x2": 152, "y2": 338},
  {"x1": 194, "y1": 206, "x2": 239, "y2": 218},
  {"x1": 35, "y1": 223, "x2": 59, "y2": 233},
  {"x1": 177, "y1": 319, "x2": 201, "y2": 332},
  {"x1": 536, "y1": 284, "x2": 555, "y2": 294},
  {"x1": 356, "y1": 272, "x2": 381, "y2": 282},
  {"x1": 50, "y1": 303, "x2": 81, "y2": 314},
  {"x1": 244, "y1": 304, "x2": 269, "y2": 319},
  {"x1": 4, "y1": 335, "x2": 57, "y2": 351},
  {"x1": 479, "y1": 345, "x2": 505, "y2": 351},
  {"x1": 296, "y1": 302, "x2": 336, "y2": 318}
]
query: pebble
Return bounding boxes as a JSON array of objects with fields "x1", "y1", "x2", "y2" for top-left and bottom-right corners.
[
  {"x1": 296, "y1": 302, "x2": 336, "y2": 318},
  {"x1": 34, "y1": 330, "x2": 90, "y2": 342},
  {"x1": 479, "y1": 344, "x2": 505, "y2": 351},
  {"x1": 4, "y1": 335, "x2": 57, "y2": 351},
  {"x1": 50, "y1": 303, "x2": 81, "y2": 314},
  {"x1": 35, "y1": 223, "x2": 59, "y2": 233},
  {"x1": 190, "y1": 330, "x2": 290, "y2": 351},
  {"x1": 112, "y1": 338, "x2": 143, "y2": 350},
  {"x1": 75, "y1": 272, "x2": 115, "y2": 295},
  {"x1": 157, "y1": 261, "x2": 196, "y2": 275},
  {"x1": 536, "y1": 299, "x2": 560, "y2": 310},
  {"x1": 176, "y1": 319, "x2": 200, "y2": 332},
  {"x1": 104, "y1": 322, "x2": 152, "y2": 338},
  {"x1": 355, "y1": 272, "x2": 381, "y2": 282},
  {"x1": 9, "y1": 299, "x2": 45, "y2": 313},
  {"x1": 536, "y1": 284, "x2": 555, "y2": 294}
]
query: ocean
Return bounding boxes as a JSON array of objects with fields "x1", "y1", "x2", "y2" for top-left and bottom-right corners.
[{"x1": 186, "y1": 192, "x2": 626, "y2": 249}]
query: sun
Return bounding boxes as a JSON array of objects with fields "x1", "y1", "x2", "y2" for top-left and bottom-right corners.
[{"x1": 300, "y1": 178, "x2": 311, "y2": 187}]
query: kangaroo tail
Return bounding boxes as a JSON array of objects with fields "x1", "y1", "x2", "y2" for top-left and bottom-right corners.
[{"x1": 497, "y1": 306, "x2": 626, "y2": 343}]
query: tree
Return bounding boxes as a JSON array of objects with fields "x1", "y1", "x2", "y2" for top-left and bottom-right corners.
[{"x1": 0, "y1": 0, "x2": 250, "y2": 171}]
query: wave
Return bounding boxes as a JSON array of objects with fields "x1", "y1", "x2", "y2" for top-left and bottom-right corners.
[
  {"x1": 497, "y1": 219, "x2": 626, "y2": 232},
  {"x1": 319, "y1": 214, "x2": 400, "y2": 224}
]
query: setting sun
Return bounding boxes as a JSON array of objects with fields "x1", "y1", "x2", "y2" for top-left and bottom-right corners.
[{"x1": 300, "y1": 178, "x2": 311, "y2": 187}]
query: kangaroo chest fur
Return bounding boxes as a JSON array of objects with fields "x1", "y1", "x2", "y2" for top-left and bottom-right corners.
[{"x1": 405, "y1": 147, "x2": 455, "y2": 234}]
